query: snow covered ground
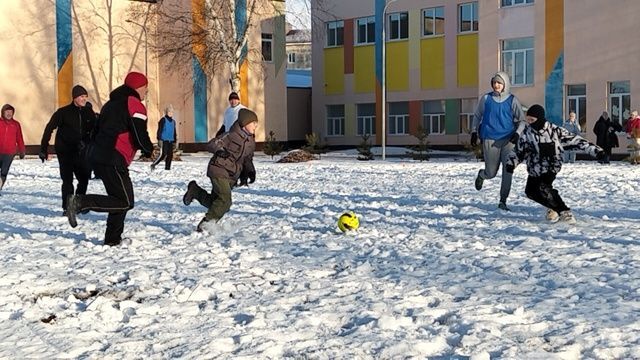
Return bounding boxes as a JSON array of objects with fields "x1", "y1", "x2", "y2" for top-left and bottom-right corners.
[{"x1": 0, "y1": 151, "x2": 639, "y2": 359}]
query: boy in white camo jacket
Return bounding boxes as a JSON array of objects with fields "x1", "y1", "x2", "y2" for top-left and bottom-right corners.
[{"x1": 505, "y1": 104, "x2": 604, "y2": 223}]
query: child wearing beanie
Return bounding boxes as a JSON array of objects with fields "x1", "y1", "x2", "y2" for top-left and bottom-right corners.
[
  {"x1": 505, "y1": 104, "x2": 604, "y2": 224},
  {"x1": 182, "y1": 108, "x2": 258, "y2": 232}
]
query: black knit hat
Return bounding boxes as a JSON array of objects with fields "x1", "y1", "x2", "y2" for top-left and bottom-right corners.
[
  {"x1": 228, "y1": 92, "x2": 240, "y2": 101},
  {"x1": 526, "y1": 104, "x2": 546, "y2": 120},
  {"x1": 237, "y1": 108, "x2": 258, "y2": 127},
  {"x1": 72, "y1": 85, "x2": 88, "y2": 99}
]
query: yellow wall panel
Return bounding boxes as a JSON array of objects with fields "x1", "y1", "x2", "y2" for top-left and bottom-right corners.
[
  {"x1": 386, "y1": 41, "x2": 409, "y2": 91},
  {"x1": 354, "y1": 45, "x2": 375, "y2": 93},
  {"x1": 324, "y1": 47, "x2": 344, "y2": 94},
  {"x1": 457, "y1": 34, "x2": 478, "y2": 87},
  {"x1": 421, "y1": 37, "x2": 445, "y2": 89}
]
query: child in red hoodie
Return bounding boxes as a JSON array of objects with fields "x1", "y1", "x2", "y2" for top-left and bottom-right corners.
[{"x1": 0, "y1": 104, "x2": 25, "y2": 190}]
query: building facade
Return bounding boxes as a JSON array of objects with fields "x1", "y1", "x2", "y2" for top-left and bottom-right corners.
[
  {"x1": 312, "y1": 0, "x2": 640, "y2": 152},
  {"x1": 0, "y1": 0, "x2": 288, "y2": 148}
]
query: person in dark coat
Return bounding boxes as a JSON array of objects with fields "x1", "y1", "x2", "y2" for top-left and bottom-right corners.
[
  {"x1": 593, "y1": 111, "x2": 622, "y2": 164},
  {"x1": 183, "y1": 108, "x2": 257, "y2": 232},
  {"x1": 151, "y1": 104, "x2": 177, "y2": 171},
  {"x1": 40, "y1": 85, "x2": 97, "y2": 215},
  {"x1": 65, "y1": 72, "x2": 154, "y2": 246}
]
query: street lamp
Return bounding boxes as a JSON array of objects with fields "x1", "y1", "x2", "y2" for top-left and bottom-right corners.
[
  {"x1": 126, "y1": 19, "x2": 148, "y2": 77},
  {"x1": 381, "y1": 0, "x2": 397, "y2": 160}
]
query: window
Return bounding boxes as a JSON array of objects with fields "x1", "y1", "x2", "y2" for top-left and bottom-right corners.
[
  {"x1": 261, "y1": 33, "x2": 273, "y2": 62},
  {"x1": 609, "y1": 81, "x2": 630, "y2": 125},
  {"x1": 423, "y1": 6, "x2": 444, "y2": 36},
  {"x1": 288, "y1": 53, "x2": 296, "y2": 64},
  {"x1": 501, "y1": 0, "x2": 534, "y2": 7},
  {"x1": 327, "y1": 105, "x2": 345, "y2": 136},
  {"x1": 326, "y1": 20, "x2": 344, "y2": 47},
  {"x1": 567, "y1": 84, "x2": 586, "y2": 132},
  {"x1": 389, "y1": 102, "x2": 409, "y2": 135},
  {"x1": 356, "y1": 16, "x2": 375, "y2": 44},
  {"x1": 423, "y1": 100, "x2": 446, "y2": 135},
  {"x1": 388, "y1": 12, "x2": 409, "y2": 40},
  {"x1": 357, "y1": 103, "x2": 376, "y2": 136},
  {"x1": 459, "y1": 98, "x2": 477, "y2": 134},
  {"x1": 458, "y1": 2, "x2": 478, "y2": 33},
  {"x1": 502, "y1": 37, "x2": 534, "y2": 86}
]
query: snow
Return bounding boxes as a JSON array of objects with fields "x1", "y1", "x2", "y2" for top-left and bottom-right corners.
[{"x1": 1, "y1": 152, "x2": 639, "y2": 359}]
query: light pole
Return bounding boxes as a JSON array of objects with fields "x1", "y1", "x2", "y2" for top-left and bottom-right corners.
[{"x1": 381, "y1": 0, "x2": 397, "y2": 160}]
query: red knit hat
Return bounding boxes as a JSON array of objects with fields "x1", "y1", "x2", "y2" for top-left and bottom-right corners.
[{"x1": 124, "y1": 72, "x2": 148, "y2": 89}]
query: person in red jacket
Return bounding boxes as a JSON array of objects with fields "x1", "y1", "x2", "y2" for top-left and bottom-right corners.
[
  {"x1": 65, "y1": 72, "x2": 154, "y2": 246},
  {"x1": 0, "y1": 104, "x2": 26, "y2": 191}
]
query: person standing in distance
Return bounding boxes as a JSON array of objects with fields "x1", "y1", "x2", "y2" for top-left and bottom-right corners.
[
  {"x1": 66, "y1": 72, "x2": 154, "y2": 246},
  {"x1": 470, "y1": 71, "x2": 526, "y2": 211},
  {"x1": 216, "y1": 91, "x2": 246, "y2": 137},
  {"x1": 0, "y1": 104, "x2": 25, "y2": 191},
  {"x1": 40, "y1": 85, "x2": 97, "y2": 215},
  {"x1": 150, "y1": 104, "x2": 177, "y2": 171}
]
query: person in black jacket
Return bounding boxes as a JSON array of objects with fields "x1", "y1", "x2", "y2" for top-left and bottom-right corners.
[
  {"x1": 40, "y1": 85, "x2": 97, "y2": 215},
  {"x1": 65, "y1": 72, "x2": 154, "y2": 246},
  {"x1": 593, "y1": 111, "x2": 622, "y2": 164}
]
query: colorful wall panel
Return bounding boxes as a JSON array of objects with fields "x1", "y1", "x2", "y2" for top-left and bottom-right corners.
[
  {"x1": 56, "y1": 0, "x2": 72, "y2": 106},
  {"x1": 192, "y1": 0, "x2": 208, "y2": 142},
  {"x1": 545, "y1": 0, "x2": 564, "y2": 124},
  {"x1": 324, "y1": 47, "x2": 344, "y2": 94},
  {"x1": 421, "y1": 37, "x2": 445, "y2": 89},
  {"x1": 354, "y1": 45, "x2": 375, "y2": 93},
  {"x1": 456, "y1": 34, "x2": 478, "y2": 88},
  {"x1": 386, "y1": 41, "x2": 409, "y2": 92},
  {"x1": 445, "y1": 99, "x2": 460, "y2": 135},
  {"x1": 345, "y1": 103, "x2": 356, "y2": 136}
]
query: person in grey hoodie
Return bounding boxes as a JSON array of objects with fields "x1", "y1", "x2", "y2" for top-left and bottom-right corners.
[
  {"x1": 562, "y1": 111, "x2": 581, "y2": 163},
  {"x1": 470, "y1": 71, "x2": 526, "y2": 211}
]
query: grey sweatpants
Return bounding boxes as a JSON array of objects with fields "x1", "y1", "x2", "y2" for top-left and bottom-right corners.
[{"x1": 479, "y1": 138, "x2": 514, "y2": 203}]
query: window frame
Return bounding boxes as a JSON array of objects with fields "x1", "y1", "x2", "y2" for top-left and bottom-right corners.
[
  {"x1": 326, "y1": 20, "x2": 344, "y2": 47},
  {"x1": 608, "y1": 81, "x2": 631, "y2": 125},
  {"x1": 566, "y1": 84, "x2": 586, "y2": 132},
  {"x1": 356, "y1": 16, "x2": 376, "y2": 45},
  {"x1": 326, "y1": 105, "x2": 345, "y2": 137},
  {"x1": 388, "y1": 11, "x2": 409, "y2": 41},
  {"x1": 422, "y1": 6, "x2": 445, "y2": 37},
  {"x1": 356, "y1": 103, "x2": 376, "y2": 136},
  {"x1": 287, "y1": 52, "x2": 296, "y2": 64},
  {"x1": 261, "y1": 33, "x2": 273, "y2": 62},
  {"x1": 501, "y1": 0, "x2": 534, "y2": 7},
  {"x1": 458, "y1": 2, "x2": 478, "y2": 33},
  {"x1": 501, "y1": 37, "x2": 534, "y2": 86}
]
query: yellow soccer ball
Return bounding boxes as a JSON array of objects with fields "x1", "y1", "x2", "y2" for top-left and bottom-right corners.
[{"x1": 337, "y1": 211, "x2": 360, "y2": 232}]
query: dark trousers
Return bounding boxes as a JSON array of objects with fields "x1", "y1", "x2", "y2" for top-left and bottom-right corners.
[
  {"x1": 58, "y1": 152, "x2": 91, "y2": 210},
  {"x1": 151, "y1": 141, "x2": 174, "y2": 170},
  {"x1": 0, "y1": 154, "x2": 14, "y2": 185},
  {"x1": 524, "y1": 173, "x2": 570, "y2": 213},
  {"x1": 79, "y1": 164, "x2": 134, "y2": 243},
  {"x1": 192, "y1": 177, "x2": 232, "y2": 221}
]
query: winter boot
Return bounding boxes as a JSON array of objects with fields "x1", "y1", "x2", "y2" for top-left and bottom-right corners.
[
  {"x1": 475, "y1": 170, "x2": 484, "y2": 190},
  {"x1": 546, "y1": 208, "x2": 560, "y2": 222},
  {"x1": 498, "y1": 201, "x2": 510, "y2": 211},
  {"x1": 66, "y1": 195, "x2": 80, "y2": 228},
  {"x1": 559, "y1": 210, "x2": 577, "y2": 224},
  {"x1": 183, "y1": 181, "x2": 199, "y2": 206}
]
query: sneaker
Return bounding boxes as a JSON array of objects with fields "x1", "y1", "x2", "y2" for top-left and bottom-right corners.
[
  {"x1": 559, "y1": 210, "x2": 577, "y2": 224},
  {"x1": 183, "y1": 181, "x2": 199, "y2": 206},
  {"x1": 66, "y1": 195, "x2": 80, "y2": 228},
  {"x1": 546, "y1": 209, "x2": 560, "y2": 222},
  {"x1": 474, "y1": 170, "x2": 484, "y2": 190},
  {"x1": 498, "y1": 202, "x2": 510, "y2": 211}
]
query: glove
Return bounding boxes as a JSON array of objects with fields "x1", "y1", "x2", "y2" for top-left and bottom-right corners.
[
  {"x1": 215, "y1": 149, "x2": 231, "y2": 159},
  {"x1": 470, "y1": 132, "x2": 478, "y2": 147},
  {"x1": 39, "y1": 151, "x2": 47, "y2": 162},
  {"x1": 509, "y1": 132, "x2": 520, "y2": 144},
  {"x1": 19, "y1": 152, "x2": 25, "y2": 160},
  {"x1": 505, "y1": 164, "x2": 515, "y2": 173}
]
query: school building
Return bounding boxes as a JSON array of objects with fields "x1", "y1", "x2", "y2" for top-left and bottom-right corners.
[
  {"x1": 311, "y1": 0, "x2": 640, "y2": 152},
  {"x1": 0, "y1": 0, "x2": 290, "y2": 149}
]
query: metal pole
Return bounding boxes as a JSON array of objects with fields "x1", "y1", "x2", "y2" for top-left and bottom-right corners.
[{"x1": 381, "y1": 0, "x2": 397, "y2": 160}]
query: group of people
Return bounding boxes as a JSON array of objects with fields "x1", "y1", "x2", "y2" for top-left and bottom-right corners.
[
  {"x1": 470, "y1": 71, "x2": 604, "y2": 224},
  {"x1": 33, "y1": 73, "x2": 257, "y2": 245}
]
